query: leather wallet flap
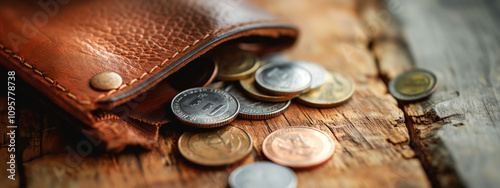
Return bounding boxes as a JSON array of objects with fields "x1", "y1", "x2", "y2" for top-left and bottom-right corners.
[{"x1": 0, "y1": 0, "x2": 297, "y2": 151}]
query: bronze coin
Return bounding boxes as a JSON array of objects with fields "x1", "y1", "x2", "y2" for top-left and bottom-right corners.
[
  {"x1": 178, "y1": 126, "x2": 253, "y2": 166},
  {"x1": 262, "y1": 126, "x2": 335, "y2": 168},
  {"x1": 167, "y1": 58, "x2": 218, "y2": 91},
  {"x1": 297, "y1": 70, "x2": 354, "y2": 108}
]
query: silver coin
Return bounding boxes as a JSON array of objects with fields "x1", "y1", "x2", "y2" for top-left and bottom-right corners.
[
  {"x1": 228, "y1": 161, "x2": 297, "y2": 188},
  {"x1": 171, "y1": 87, "x2": 239, "y2": 128},
  {"x1": 254, "y1": 63, "x2": 312, "y2": 96},
  {"x1": 293, "y1": 61, "x2": 327, "y2": 89},
  {"x1": 226, "y1": 84, "x2": 291, "y2": 120}
]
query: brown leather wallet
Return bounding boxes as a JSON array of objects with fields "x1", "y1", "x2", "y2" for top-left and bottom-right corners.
[{"x1": 0, "y1": 0, "x2": 297, "y2": 152}]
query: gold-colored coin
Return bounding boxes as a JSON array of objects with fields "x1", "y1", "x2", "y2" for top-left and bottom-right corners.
[
  {"x1": 178, "y1": 126, "x2": 253, "y2": 166},
  {"x1": 389, "y1": 69, "x2": 438, "y2": 101},
  {"x1": 239, "y1": 75, "x2": 298, "y2": 102},
  {"x1": 213, "y1": 50, "x2": 260, "y2": 81},
  {"x1": 297, "y1": 70, "x2": 354, "y2": 108}
]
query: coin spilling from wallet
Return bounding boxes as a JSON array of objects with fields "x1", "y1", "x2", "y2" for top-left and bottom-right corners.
[{"x1": 170, "y1": 45, "x2": 437, "y2": 187}]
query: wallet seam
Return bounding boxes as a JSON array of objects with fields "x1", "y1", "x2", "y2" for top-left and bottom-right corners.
[
  {"x1": 0, "y1": 43, "x2": 92, "y2": 105},
  {"x1": 0, "y1": 19, "x2": 283, "y2": 106}
]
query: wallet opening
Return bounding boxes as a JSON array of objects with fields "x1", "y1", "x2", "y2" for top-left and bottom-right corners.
[
  {"x1": 90, "y1": 31, "x2": 296, "y2": 151},
  {"x1": 96, "y1": 23, "x2": 297, "y2": 108}
]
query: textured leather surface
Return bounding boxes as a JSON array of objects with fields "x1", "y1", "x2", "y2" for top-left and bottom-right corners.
[{"x1": 0, "y1": 0, "x2": 297, "y2": 151}]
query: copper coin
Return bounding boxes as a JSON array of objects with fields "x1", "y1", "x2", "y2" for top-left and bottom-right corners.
[
  {"x1": 178, "y1": 126, "x2": 253, "y2": 166},
  {"x1": 239, "y1": 75, "x2": 298, "y2": 102},
  {"x1": 167, "y1": 58, "x2": 218, "y2": 91},
  {"x1": 297, "y1": 70, "x2": 354, "y2": 108},
  {"x1": 262, "y1": 126, "x2": 335, "y2": 168}
]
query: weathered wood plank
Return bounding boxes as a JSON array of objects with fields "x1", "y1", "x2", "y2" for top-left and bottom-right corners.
[
  {"x1": 375, "y1": 0, "x2": 500, "y2": 187},
  {"x1": 0, "y1": 0, "x2": 433, "y2": 187}
]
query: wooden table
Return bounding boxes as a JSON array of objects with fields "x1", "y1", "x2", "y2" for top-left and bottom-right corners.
[{"x1": 1, "y1": 0, "x2": 499, "y2": 187}]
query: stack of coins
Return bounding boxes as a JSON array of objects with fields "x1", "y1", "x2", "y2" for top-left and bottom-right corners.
[
  {"x1": 170, "y1": 47, "x2": 353, "y2": 188},
  {"x1": 168, "y1": 46, "x2": 438, "y2": 187},
  {"x1": 171, "y1": 48, "x2": 351, "y2": 166},
  {"x1": 171, "y1": 48, "x2": 356, "y2": 128}
]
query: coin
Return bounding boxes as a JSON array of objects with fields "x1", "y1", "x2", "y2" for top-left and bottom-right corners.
[
  {"x1": 239, "y1": 75, "x2": 298, "y2": 102},
  {"x1": 228, "y1": 161, "x2": 297, "y2": 188},
  {"x1": 262, "y1": 126, "x2": 335, "y2": 168},
  {"x1": 213, "y1": 50, "x2": 260, "y2": 81},
  {"x1": 297, "y1": 70, "x2": 354, "y2": 108},
  {"x1": 388, "y1": 69, "x2": 438, "y2": 101},
  {"x1": 167, "y1": 58, "x2": 218, "y2": 91},
  {"x1": 226, "y1": 84, "x2": 291, "y2": 120},
  {"x1": 178, "y1": 126, "x2": 252, "y2": 166},
  {"x1": 293, "y1": 61, "x2": 327, "y2": 89},
  {"x1": 171, "y1": 87, "x2": 239, "y2": 128},
  {"x1": 255, "y1": 63, "x2": 312, "y2": 96}
]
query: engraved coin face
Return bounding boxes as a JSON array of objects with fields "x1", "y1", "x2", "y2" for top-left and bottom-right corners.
[
  {"x1": 178, "y1": 126, "x2": 252, "y2": 166},
  {"x1": 293, "y1": 61, "x2": 327, "y2": 89},
  {"x1": 239, "y1": 75, "x2": 298, "y2": 102},
  {"x1": 171, "y1": 87, "x2": 239, "y2": 128},
  {"x1": 213, "y1": 50, "x2": 260, "y2": 81},
  {"x1": 262, "y1": 126, "x2": 335, "y2": 168},
  {"x1": 226, "y1": 84, "x2": 291, "y2": 120},
  {"x1": 389, "y1": 69, "x2": 438, "y2": 101},
  {"x1": 297, "y1": 70, "x2": 354, "y2": 108},
  {"x1": 255, "y1": 63, "x2": 312, "y2": 96},
  {"x1": 228, "y1": 161, "x2": 297, "y2": 188}
]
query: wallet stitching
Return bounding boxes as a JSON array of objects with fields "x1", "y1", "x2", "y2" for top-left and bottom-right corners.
[
  {"x1": 0, "y1": 43, "x2": 92, "y2": 105},
  {"x1": 0, "y1": 20, "x2": 288, "y2": 105},
  {"x1": 94, "y1": 33, "x2": 215, "y2": 101},
  {"x1": 96, "y1": 20, "x2": 284, "y2": 101}
]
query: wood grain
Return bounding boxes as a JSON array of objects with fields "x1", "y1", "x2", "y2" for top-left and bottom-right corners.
[
  {"x1": 0, "y1": 0, "x2": 434, "y2": 187},
  {"x1": 375, "y1": 0, "x2": 500, "y2": 187}
]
